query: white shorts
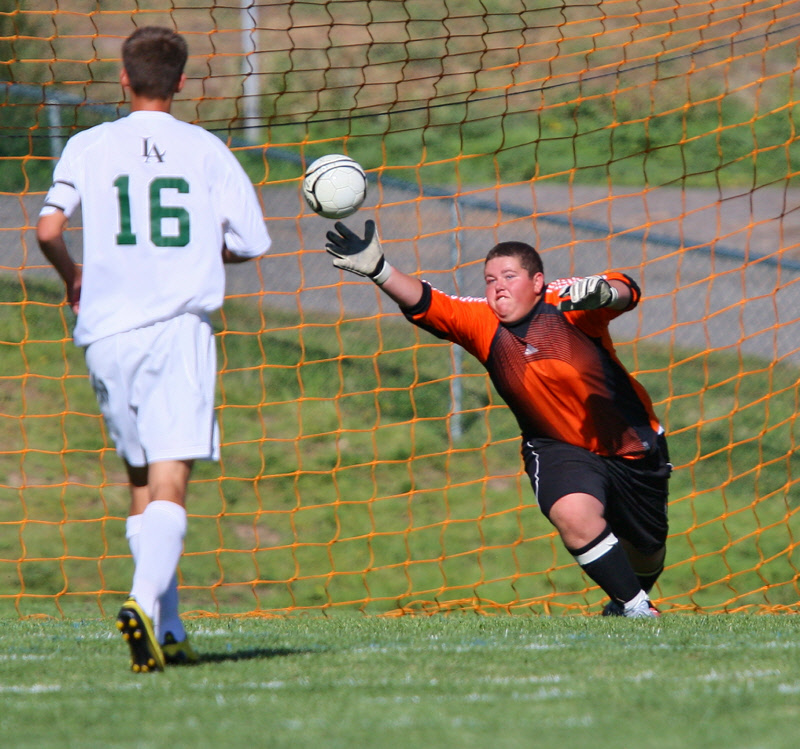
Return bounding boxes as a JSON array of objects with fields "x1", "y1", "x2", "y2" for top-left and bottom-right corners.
[{"x1": 84, "y1": 312, "x2": 220, "y2": 467}]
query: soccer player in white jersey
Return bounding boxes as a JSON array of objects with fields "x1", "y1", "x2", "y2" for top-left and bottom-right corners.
[{"x1": 36, "y1": 26, "x2": 271, "y2": 672}]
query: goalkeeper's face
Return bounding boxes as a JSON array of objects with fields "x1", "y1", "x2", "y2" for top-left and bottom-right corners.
[{"x1": 484, "y1": 255, "x2": 545, "y2": 324}]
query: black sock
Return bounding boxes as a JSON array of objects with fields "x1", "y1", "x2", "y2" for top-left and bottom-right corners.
[
  {"x1": 636, "y1": 567, "x2": 663, "y2": 594},
  {"x1": 568, "y1": 527, "x2": 643, "y2": 604}
]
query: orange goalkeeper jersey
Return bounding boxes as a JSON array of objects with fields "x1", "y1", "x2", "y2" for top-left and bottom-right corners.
[{"x1": 403, "y1": 273, "x2": 662, "y2": 459}]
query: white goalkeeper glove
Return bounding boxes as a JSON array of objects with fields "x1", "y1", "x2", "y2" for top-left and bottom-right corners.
[
  {"x1": 557, "y1": 275, "x2": 619, "y2": 311},
  {"x1": 325, "y1": 219, "x2": 393, "y2": 285}
]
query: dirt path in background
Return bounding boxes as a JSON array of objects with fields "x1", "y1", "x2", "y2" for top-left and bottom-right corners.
[{"x1": 4, "y1": 182, "x2": 800, "y2": 364}]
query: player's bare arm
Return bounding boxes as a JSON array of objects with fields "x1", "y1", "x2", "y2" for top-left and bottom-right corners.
[
  {"x1": 36, "y1": 209, "x2": 81, "y2": 313},
  {"x1": 607, "y1": 278, "x2": 632, "y2": 309},
  {"x1": 380, "y1": 265, "x2": 424, "y2": 309}
]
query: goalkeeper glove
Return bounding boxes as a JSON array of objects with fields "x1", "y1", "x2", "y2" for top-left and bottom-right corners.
[
  {"x1": 325, "y1": 219, "x2": 393, "y2": 285},
  {"x1": 557, "y1": 275, "x2": 619, "y2": 311}
]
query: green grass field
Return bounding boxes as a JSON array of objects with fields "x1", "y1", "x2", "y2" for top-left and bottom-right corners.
[{"x1": 3, "y1": 613, "x2": 800, "y2": 749}]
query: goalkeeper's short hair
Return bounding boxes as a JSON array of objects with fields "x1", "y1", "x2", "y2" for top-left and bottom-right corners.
[{"x1": 485, "y1": 241, "x2": 543, "y2": 278}]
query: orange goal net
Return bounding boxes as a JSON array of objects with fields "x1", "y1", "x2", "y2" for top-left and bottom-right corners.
[{"x1": 2, "y1": 0, "x2": 799, "y2": 618}]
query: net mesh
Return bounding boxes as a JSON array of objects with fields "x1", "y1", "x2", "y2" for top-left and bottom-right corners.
[{"x1": 2, "y1": 0, "x2": 799, "y2": 617}]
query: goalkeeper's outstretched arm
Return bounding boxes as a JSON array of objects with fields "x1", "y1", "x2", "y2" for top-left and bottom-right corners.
[
  {"x1": 325, "y1": 219, "x2": 423, "y2": 309},
  {"x1": 380, "y1": 264, "x2": 423, "y2": 309}
]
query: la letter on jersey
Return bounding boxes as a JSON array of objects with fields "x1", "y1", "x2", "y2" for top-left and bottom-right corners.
[{"x1": 142, "y1": 137, "x2": 166, "y2": 162}]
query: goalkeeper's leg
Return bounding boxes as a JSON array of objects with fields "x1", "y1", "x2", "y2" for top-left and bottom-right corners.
[
  {"x1": 567, "y1": 527, "x2": 659, "y2": 618},
  {"x1": 621, "y1": 538, "x2": 666, "y2": 594},
  {"x1": 523, "y1": 441, "x2": 665, "y2": 618},
  {"x1": 551, "y1": 493, "x2": 658, "y2": 618}
]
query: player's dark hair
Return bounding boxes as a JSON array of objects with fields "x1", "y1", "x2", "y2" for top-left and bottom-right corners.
[
  {"x1": 122, "y1": 26, "x2": 188, "y2": 100},
  {"x1": 485, "y1": 241, "x2": 544, "y2": 278}
]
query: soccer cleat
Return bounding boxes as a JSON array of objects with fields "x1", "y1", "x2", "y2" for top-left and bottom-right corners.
[
  {"x1": 161, "y1": 631, "x2": 199, "y2": 665},
  {"x1": 602, "y1": 599, "x2": 625, "y2": 617},
  {"x1": 116, "y1": 598, "x2": 165, "y2": 673},
  {"x1": 602, "y1": 598, "x2": 660, "y2": 618},
  {"x1": 624, "y1": 598, "x2": 660, "y2": 618}
]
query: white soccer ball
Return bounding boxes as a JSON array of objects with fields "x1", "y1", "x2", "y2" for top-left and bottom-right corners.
[{"x1": 303, "y1": 154, "x2": 367, "y2": 219}]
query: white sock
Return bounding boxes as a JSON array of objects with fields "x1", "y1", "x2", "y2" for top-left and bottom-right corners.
[
  {"x1": 623, "y1": 589, "x2": 650, "y2": 614},
  {"x1": 126, "y1": 513, "x2": 185, "y2": 642},
  {"x1": 158, "y1": 576, "x2": 185, "y2": 643},
  {"x1": 125, "y1": 514, "x2": 143, "y2": 563},
  {"x1": 129, "y1": 501, "x2": 186, "y2": 623}
]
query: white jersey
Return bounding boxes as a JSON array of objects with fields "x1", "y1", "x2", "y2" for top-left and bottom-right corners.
[{"x1": 40, "y1": 111, "x2": 271, "y2": 346}]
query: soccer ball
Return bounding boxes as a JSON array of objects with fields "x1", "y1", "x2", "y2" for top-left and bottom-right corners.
[{"x1": 303, "y1": 154, "x2": 367, "y2": 219}]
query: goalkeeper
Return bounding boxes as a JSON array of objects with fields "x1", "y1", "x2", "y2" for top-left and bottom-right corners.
[{"x1": 326, "y1": 220, "x2": 671, "y2": 617}]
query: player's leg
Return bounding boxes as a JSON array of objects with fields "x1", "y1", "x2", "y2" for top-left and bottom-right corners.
[
  {"x1": 84, "y1": 336, "x2": 166, "y2": 670},
  {"x1": 98, "y1": 314, "x2": 217, "y2": 669},
  {"x1": 123, "y1": 463, "x2": 187, "y2": 655},
  {"x1": 619, "y1": 538, "x2": 666, "y2": 594},
  {"x1": 130, "y1": 314, "x2": 218, "y2": 664},
  {"x1": 522, "y1": 439, "x2": 657, "y2": 618},
  {"x1": 124, "y1": 465, "x2": 148, "y2": 579},
  {"x1": 123, "y1": 460, "x2": 196, "y2": 663},
  {"x1": 127, "y1": 460, "x2": 190, "y2": 615},
  {"x1": 602, "y1": 433, "x2": 671, "y2": 614},
  {"x1": 118, "y1": 460, "x2": 190, "y2": 672},
  {"x1": 118, "y1": 468, "x2": 166, "y2": 671},
  {"x1": 549, "y1": 492, "x2": 655, "y2": 617}
]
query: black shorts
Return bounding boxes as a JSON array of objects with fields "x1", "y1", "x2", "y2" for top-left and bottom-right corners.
[{"x1": 521, "y1": 434, "x2": 671, "y2": 554}]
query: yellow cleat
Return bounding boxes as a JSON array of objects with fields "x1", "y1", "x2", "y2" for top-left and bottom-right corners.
[
  {"x1": 116, "y1": 598, "x2": 165, "y2": 673},
  {"x1": 161, "y1": 631, "x2": 199, "y2": 665}
]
